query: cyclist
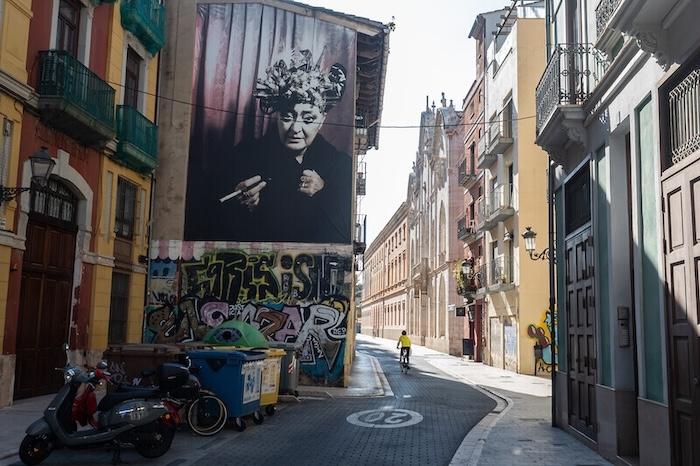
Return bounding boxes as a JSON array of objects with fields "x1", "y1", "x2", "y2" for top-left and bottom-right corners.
[{"x1": 396, "y1": 331, "x2": 411, "y2": 367}]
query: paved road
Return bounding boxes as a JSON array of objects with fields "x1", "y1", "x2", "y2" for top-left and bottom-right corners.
[{"x1": 3, "y1": 340, "x2": 495, "y2": 466}]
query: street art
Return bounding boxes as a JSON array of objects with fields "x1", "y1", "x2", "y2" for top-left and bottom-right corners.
[
  {"x1": 527, "y1": 309, "x2": 554, "y2": 373},
  {"x1": 145, "y1": 248, "x2": 351, "y2": 385},
  {"x1": 503, "y1": 320, "x2": 517, "y2": 372}
]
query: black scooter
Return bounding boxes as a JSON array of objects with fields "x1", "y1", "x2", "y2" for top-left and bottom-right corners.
[{"x1": 19, "y1": 344, "x2": 189, "y2": 465}]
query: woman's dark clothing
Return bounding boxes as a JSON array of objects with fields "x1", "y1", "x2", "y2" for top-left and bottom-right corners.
[{"x1": 187, "y1": 131, "x2": 352, "y2": 243}]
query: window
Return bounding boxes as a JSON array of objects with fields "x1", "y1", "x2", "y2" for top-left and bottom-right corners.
[
  {"x1": 108, "y1": 272, "x2": 130, "y2": 344},
  {"x1": 31, "y1": 178, "x2": 77, "y2": 224},
  {"x1": 565, "y1": 165, "x2": 591, "y2": 234},
  {"x1": 115, "y1": 178, "x2": 137, "y2": 239},
  {"x1": 124, "y1": 48, "x2": 142, "y2": 108},
  {"x1": 57, "y1": 0, "x2": 81, "y2": 57},
  {"x1": 469, "y1": 142, "x2": 475, "y2": 174}
]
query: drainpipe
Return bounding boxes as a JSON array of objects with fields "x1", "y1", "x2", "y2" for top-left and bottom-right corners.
[{"x1": 548, "y1": 158, "x2": 557, "y2": 427}]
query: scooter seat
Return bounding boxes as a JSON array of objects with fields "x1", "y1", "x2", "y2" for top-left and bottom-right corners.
[{"x1": 97, "y1": 389, "x2": 159, "y2": 412}]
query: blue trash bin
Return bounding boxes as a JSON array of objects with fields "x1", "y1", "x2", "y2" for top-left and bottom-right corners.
[{"x1": 187, "y1": 349, "x2": 265, "y2": 429}]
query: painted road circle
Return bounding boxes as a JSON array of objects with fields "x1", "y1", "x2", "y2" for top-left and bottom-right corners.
[{"x1": 346, "y1": 409, "x2": 423, "y2": 428}]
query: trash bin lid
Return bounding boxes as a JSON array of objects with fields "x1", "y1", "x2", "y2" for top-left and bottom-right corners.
[
  {"x1": 203, "y1": 320, "x2": 269, "y2": 348},
  {"x1": 267, "y1": 342, "x2": 302, "y2": 351},
  {"x1": 187, "y1": 349, "x2": 266, "y2": 363}
]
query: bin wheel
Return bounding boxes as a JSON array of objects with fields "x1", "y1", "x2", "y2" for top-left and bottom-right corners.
[
  {"x1": 253, "y1": 410, "x2": 264, "y2": 425},
  {"x1": 233, "y1": 417, "x2": 246, "y2": 432},
  {"x1": 265, "y1": 405, "x2": 276, "y2": 416}
]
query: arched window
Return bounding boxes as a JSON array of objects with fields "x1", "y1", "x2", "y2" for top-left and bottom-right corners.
[{"x1": 31, "y1": 178, "x2": 77, "y2": 225}]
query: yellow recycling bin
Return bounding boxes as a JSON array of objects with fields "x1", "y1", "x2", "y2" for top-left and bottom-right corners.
[{"x1": 259, "y1": 348, "x2": 285, "y2": 415}]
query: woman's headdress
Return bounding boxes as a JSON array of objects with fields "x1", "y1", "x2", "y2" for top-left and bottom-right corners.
[{"x1": 254, "y1": 49, "x2": 347, "y2": 114}]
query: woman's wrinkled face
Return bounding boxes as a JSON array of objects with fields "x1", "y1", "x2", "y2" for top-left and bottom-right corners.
[{"x1": 277, "y1": 103, "x2": 326, "y2": 152}]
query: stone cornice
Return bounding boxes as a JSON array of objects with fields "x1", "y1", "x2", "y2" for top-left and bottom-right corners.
[
  {"x1": 0, "y1": 229, "x2": 25, "y2": 250},
  {"x1": 0, "y1": 69, "x2": 34, "y2": 105}
]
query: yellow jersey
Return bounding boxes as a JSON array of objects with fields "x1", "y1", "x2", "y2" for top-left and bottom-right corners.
[{"x1": 398, "y1": 335, "x2": 411, "y2": 348}]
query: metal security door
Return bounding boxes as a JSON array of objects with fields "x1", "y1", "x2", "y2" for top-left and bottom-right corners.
[
  {"x1": 566, "y1": 228, "x2": 597, "y2": 440},
  {"x1": 662, "y1": 156, "x2": 700, "y2": 466}
]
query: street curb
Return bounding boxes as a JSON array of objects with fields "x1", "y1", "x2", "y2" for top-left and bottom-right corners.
[{"x1": 424, "y1": 360, "x2": 513, "y2": 466}]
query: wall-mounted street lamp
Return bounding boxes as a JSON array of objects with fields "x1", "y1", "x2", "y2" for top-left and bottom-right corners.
[
  {"x1": 0, "y1": 147, "x2": 56, "y2": 205},
  {"x1": 522, "y1": 226, "x2": 554, "y2": 262},
  {"x1": 461, "y1": 258, "x2": 480, "y2": 280}
]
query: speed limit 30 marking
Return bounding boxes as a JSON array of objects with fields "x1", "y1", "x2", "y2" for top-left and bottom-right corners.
[{"x1": 346, "y1": 408, "x2": 423, "y2": 428}]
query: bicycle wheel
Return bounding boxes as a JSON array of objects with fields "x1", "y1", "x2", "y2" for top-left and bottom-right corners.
[{"x1": 187, "y1": 393, "x2": 228, "y2": 436}]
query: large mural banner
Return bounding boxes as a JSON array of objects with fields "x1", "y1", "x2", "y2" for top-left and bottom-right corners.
[
  {"x1": 145, "y1": 241, "x2": 352, "y2": 386},
  {"x1": 184, "y1": 3, "x2": 357, "y2": 244}
]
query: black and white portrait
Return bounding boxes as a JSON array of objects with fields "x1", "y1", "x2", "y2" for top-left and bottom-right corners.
[{"x1": 184, "y1": 4, "x2": 356, "y2": 244}]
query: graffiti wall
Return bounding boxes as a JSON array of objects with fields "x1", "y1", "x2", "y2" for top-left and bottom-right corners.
[
  {"x1": 145, "y1": 241, "x2": 352, "y2": 386},
  {"x1": 527, "y1": 309, "x2": 554, "y2": 374}
]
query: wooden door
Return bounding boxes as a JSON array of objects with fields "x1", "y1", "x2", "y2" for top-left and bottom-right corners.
[
  {"x1": 14, "y1": 217, "x2": 76, "y2": 399},
  {"x1": 14, "y1": 180, "x2": 78, "y2": 399},
  {"x1": 662, "y1": 156, "x2": 700, "y2": 466},
  {"x1": 566, "y1": 228, "x2": 597, "y2": 440}
]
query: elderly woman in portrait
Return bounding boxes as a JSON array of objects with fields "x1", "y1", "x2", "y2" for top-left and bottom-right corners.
[{"x1": 218, "y1": 50, "x2": 352, "y2": 243}]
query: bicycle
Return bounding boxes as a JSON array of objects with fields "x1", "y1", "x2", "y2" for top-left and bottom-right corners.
[
  {"x1": 399, "y1": 347, "x2": 410, "y2": 373},
  {"x1": 120, "y1": 361, "x2": 228, "y2": 437}
]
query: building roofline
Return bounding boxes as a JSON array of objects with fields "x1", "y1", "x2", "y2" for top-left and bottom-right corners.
[{"x1": 364, "y1": 201, "x2": 408, "y2": 258}]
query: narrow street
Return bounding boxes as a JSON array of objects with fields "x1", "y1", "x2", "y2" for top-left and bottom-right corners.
[{"x1": 1, "y1": 339, "x2": 495, "y2": 466}]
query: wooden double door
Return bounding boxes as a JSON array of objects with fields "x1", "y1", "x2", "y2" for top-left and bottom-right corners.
[
  {"x1": 662, "y1": 156, "x2": 700, "y2": 466},
  {"x1": 14, "y1": 212, "x2": 76, "y2": 399},
  {"x1": 565, "y1": 228, "x2": 597, "y2": 440}
]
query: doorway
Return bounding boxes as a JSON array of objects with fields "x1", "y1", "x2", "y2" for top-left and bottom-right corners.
[{"x1": 14, "y1": 180, "x2": 77, "y2": 399}]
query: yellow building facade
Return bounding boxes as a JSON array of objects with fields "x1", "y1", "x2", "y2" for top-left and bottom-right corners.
[
  {"x1": 0, "y1": 0, "x2": 163, "y2": 406},
  {"x1": 478, "y1": 5, "x2": 550, "y2": 376}
]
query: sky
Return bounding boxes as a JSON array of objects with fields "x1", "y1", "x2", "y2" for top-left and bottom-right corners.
[{"x1": 303, "y1": 0, "x2": 509, "y2": 244}]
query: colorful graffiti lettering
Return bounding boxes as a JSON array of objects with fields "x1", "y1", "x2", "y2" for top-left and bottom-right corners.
[
  {"x1": 527, "y1": 309, "x2": 554, "y2": 374},
  {"x1": 145, "y1": 249, "x2": 352, "y2": 385}
]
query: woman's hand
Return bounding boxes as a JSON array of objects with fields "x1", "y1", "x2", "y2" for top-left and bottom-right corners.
[
  {"x1": 299, "y1": 169, "x2": 324, "y2": 197},
  {"x1": 234, "y1": 175, "x2": 267, "y2": 210}
]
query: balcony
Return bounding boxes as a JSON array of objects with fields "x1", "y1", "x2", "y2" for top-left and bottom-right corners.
[
  {"x1": 121, "y1": 0, "x2": 165, "y2": 54},
  {"x1": 487, "y1": 256, "x2": 515, "y2": 293},
  {"x1": 485, "y1": 107, "x2": 514, "y2": 156},
  {"x1": 115, "y1": 105, "x2": 158, "y2": 174},
  {"x1": 37, "y1": 50, "x2": 116, "y2": 145},
  {"x1": 476, "y1": 135, "x2": 497, "y2": 169},
  {"x1": 458, "y1": 160, "x2": 477, "y2": 187},
  {"x1": 483, "y1": 184, "x2": 516, "y2": 229},
  {"x1": 594, "y1": 0, "x2": 700, "y2": 68},
  {"x1": 474, "y1": 197, "x2": 486, "y2": 232},
  {"x1": 535, "y1": 44, "x2": 608, "y2": 162}
]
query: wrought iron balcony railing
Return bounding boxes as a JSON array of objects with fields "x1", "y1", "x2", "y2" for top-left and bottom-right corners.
[
  {"x1": 116, "y1": 105, "x2": 158, "y2": 174},
  {"x1": 488, "y1": 256, "x2": 514, "y2": 288},
  {"x1": 485, "y1": 184, "x2": 516, "y2": 218},
  {"x1": 121, "y1": 0, "x2": 165, "y2": 54},
  {"x1": 535, "y1": 44, "x2": 609, "y2": 134},
  {"x1": 595, "y1": 0, "x2": 622, "y2": 38},
  {"x1": 668, "y1": 68, "x2": 700, "y2": 166},
  {"x1": 37, "y1": 50, "x2": 116, "y2": 143}
]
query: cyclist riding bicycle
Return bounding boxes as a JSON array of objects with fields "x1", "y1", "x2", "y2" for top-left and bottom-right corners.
[{"x1": 397, "y1": 331, "x2": 411, "y2": 366}]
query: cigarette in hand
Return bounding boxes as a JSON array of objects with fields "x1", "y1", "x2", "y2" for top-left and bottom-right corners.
[
  {"x1": 219, "y1": 177, "x2": 271, "y2": 203},
  {"x1": 219, "y1": 189, "x2": 242, "y2": 203}
]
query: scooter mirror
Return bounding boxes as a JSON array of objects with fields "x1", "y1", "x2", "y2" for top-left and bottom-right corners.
[
  {"x1": 97, "y1": 361, "x2": 108, "y2": 370},
  {"x1": 63, "y1": 343, "x2": 70, "y2": 351}
]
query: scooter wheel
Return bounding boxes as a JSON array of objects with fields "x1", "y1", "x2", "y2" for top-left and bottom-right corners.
[
  {"x1": 253, "y1": 410, "x2": 264, "y2": 425},
  {"x1": 19, "y1": 435, "x2": 51, "y2": 466},
  {"x1": 134, "y1": 419, "x2": 175, "y2": 459}
]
